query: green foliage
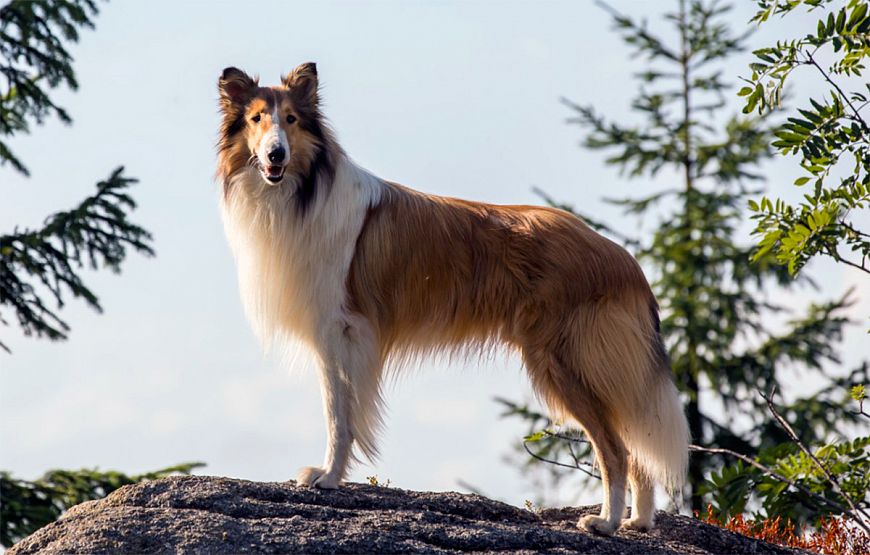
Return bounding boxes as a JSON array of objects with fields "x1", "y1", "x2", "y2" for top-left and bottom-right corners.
[
  {"x1": 0, "y1": 0, "x2": 98, "y2": 175},
  {"x1": 0, "y1": 463, "x2": 204, "y2": 547},
  {"x1": 501, "y1": 0, "x2": 865, "y2": 515},
  {"x1": 0, "y1": 0, "x2": 154, "y2": 351},
  {"x1": 743, "y1": 0, "x2": 870, "y2": 275},
  {"x1": 0, "y1": 169, "x2": 154, "y2": 352},
  {"x1": 365, "y1": 475, "x2": 392, "y2": 488},
  {"x1": 701, "y1": 397, "x2": 869, "y2": 526}
]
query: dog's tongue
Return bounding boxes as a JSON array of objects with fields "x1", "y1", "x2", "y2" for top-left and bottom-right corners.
[{"x1": 268, "y1": 165, "x2": 283, "y2": 177}]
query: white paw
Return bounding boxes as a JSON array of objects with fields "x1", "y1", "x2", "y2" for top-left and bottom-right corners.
[
  {"x1": 621, "y1": 516, "x2": 654, "y2": 532},
  {"x1": 578, "y1": 514, "x2": 618, "y2": 536},
  {"x1": 296, "y1": 466, "x2": 341, "y2": 489},
  {"x1": 313, "y1": 472, "x2": 341, "y2": 489}
]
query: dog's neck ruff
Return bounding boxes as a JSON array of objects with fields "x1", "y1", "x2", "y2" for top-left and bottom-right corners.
[{"x1": 220, "y1": 151, "x2": 384, "y2": 348}]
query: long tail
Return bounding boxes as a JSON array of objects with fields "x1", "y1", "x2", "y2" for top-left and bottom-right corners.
[
  {"x1": 623, "y1": 364, "x2": 690, "y2": 495},
  {"x1": 575, "y1": 295, "x2": 689, "y2": 494}
]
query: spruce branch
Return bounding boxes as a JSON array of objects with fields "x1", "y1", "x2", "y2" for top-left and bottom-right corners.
[{"x1": 0, "y1": 168, "x2": 154, "y2": 352}]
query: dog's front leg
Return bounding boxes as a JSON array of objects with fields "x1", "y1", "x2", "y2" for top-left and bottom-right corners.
[
  {"x1": 296, "y1": 356, "x2": 353, "y2": 489},
  {"x1": 297, "y1": 316, "x2": 381, "y2": 489}
]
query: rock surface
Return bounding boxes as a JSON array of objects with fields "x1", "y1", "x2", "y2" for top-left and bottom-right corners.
[{"x1": 9, "y1": 475, "x2": 806, "y2": 554}]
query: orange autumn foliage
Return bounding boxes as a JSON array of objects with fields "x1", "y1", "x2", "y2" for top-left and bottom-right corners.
[{"x1": 696, "y1": 505, "x2": 870, "y2": 555}]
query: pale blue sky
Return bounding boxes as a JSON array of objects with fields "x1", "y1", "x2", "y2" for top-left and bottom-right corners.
[{"x1": 1, "y1": 1, "x2": 866, "y2": 507}]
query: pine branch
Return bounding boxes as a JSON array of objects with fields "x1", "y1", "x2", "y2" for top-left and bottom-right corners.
[
  {"x1": 0, "y1": 0, "x2": 99, "y2": 174},
  {"x1": 594, "y1": 0, "x2": 679, "y2": 61},
  {"x1": 0, "y1": 168, "x2": 154, "y2": 352}
]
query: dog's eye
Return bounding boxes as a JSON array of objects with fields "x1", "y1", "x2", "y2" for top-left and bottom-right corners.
[
  {"x1": 286, "y1": 114, "x2": 297, "y2": 124},
  {"x1": 251, "y1": 114, "x2": 261, "y2": 123}
]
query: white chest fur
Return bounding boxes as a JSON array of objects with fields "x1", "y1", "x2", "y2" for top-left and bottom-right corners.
[{"x1": 220, "y1": 157, "x2": 383, "y2": 349}]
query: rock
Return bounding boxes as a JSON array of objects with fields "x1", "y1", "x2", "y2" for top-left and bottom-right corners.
[{"x1": 9, "y1": 475, "x2": 806, "y2": 554}]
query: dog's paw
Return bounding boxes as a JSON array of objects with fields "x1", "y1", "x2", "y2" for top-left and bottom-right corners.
[
  {"x1": 621, "y1": 517, "x2": 654, "y2": 532},
  {"x1": 313, "y1": 472, "x2": 341, "y2": 489},
  {"x1": 296, "y1": 466, "x2": 326, "y2": 487},
  {"x1": 295, "y1": 466, "x2": 341, "y2": 489},
  {"x1": 578, "y1": 514, "x2": 618, "y2": 536}
]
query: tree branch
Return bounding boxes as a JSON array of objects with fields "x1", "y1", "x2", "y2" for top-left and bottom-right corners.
[
  {"x1": 803, "y1": 49, "x2": 869, "y2": 131},
  {"x1": 824, "y1": 246, "x2": 870, "y2": 275},
  {"x1": 688, "y1": 444, "x2": 851, "y2": 516},
  {"x1": 522, "y1": 440, "x2": 601, "y2": 481},
  {"x1": 762, "y1": 388, "x2": 870, "y2": 532}
]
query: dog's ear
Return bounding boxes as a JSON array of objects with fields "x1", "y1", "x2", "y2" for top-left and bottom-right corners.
[
  {"x1": 219, "y1": 67, "x2": 257, "y2": 108},
  {"x1": 282, "y1": 62, "x2": 318, "y2": 105}
]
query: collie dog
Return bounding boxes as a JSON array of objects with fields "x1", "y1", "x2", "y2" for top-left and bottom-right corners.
[{"x1": 216, "y1": 63, "x2": 689, "y2": 535}]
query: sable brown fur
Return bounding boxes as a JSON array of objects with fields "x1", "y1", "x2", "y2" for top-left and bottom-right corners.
[{"x1": 347, "y1": 184, "x2": 652, "y2": 362}]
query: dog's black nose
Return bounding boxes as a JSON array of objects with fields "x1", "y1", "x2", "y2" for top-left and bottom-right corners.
[{"x1": 268, "y1": 146, "x2": 286, "y2": 163}]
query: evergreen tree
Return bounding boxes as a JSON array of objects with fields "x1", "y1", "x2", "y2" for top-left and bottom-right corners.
[
  {"x1": 0, "y1": 0, "x2": 153, "y2": 352},
  {"x1": 503, "y1": 0, "x2": 865, "y2": 513},
  {"x1": 0, "y1": 3, "x2": 196, "y2": 547}
]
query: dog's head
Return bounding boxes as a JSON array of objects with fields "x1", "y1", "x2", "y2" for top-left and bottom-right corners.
[{"x1": 217, "y1": 63, "x2": 327, "y2": 187}]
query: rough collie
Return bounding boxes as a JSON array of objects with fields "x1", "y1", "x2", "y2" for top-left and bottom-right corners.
[{"x1": 216, "y1": 62, "x2": 689, "y2": 535}]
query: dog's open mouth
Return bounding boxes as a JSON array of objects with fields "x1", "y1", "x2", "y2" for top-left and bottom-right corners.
[{"x1": 264, "y1": 165, "x2": 285, "y2": 183}]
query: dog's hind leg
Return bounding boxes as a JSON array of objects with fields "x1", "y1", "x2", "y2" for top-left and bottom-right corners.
[
  {"x1": 570, "y1": 401, "x2": 628, "y2": 535},
  {"x1": 297, "y1": 313, "x2": 383, "y2": 489},
  {"x1": 623, "y1": 458, "x2": 655, "y2": 531},
  {"x1": 522, "y1": 346, "x2": 628, "y2": 536}
]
